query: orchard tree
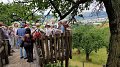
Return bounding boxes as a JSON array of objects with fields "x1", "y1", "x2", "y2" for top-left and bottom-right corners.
[
  {"x1": 19, "y1": 0, "x2": 120, "y2": 67},
  {"x1": 73, "y1": 25, "x2": 107, "y2": 61}
]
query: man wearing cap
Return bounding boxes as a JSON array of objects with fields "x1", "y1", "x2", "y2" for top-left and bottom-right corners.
[{"x1": 16, "y1": 23, "x2": 27, "y2": 59}]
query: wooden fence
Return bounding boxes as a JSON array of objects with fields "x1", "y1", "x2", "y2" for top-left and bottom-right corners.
[
  {"x1": 35, "y1": 30, "x2": 72, "y2": 67},
  {"x1": 0, "y1": 40, "x2": 9, "y2": 67}
]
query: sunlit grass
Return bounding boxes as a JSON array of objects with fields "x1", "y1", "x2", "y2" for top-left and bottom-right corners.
[{"x1": 70, "y1": 48, "x2": 108, "y2": 67}]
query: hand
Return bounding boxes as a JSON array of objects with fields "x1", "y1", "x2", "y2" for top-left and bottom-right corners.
[
  {"x1": 25, "y1": 34, "x2": 30, "y2": 37},
  {"x1": 22, "y1": 37, "x2": 24, "y2": 41}
]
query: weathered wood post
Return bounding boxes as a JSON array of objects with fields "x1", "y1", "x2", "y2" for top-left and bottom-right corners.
[
  {"x1": 65, "y1": 31, "x2": 69, "y2": 67},
  {"x1": 4, "y1": 40, "x2": 9, "y2": 64},
  {"x1": 50, "y1": 35, "x2": 54, "y2": 63},
  {"x1": 61, "y1": 33, "x2": 64, "y2": 67},
  {"x1": 0, "y1": 46, "x2": 4, "y2": 67},
  {"x1": 54, "y1": 35, "x2": 57, "y2": 63},
  {"x1": 41, "y1": 38, "x2": 45, "y2": 67},
  {"x1": 69, "y1": 31, "x2": 72, "y2": 59},
  {"x1": 45, "y1": 36, "x2": 49, "y2": 63},
  {"x1": 83, "y1": 62, "x2": 84, "y2": 67}
]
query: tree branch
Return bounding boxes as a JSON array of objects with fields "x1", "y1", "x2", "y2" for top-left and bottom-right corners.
[
  {"x1": 49, "y1": 0, "x2": 88, "y2": 20},
  {"x1": 49, "y1": 0, "x2": 62, "y2": 17},
  {"x1": 66, "y1": 0, "x2": 76, "y2": 4},
  {"x1": 60, "y1": 0, "x2": 88, "y2": 20},
  {"x1": 24, "y1": 8, "x2": 39, "y2": 20}
]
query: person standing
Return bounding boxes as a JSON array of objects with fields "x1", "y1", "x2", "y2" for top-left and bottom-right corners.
[
  {"x1": 0, "y1": 22, "x2": 8, "y2": 45},
  {"x1": 3, "y1": 25, "x2": 12, "y2": 56},
  {"x1": 13, "y1": 22, "x2": 19, "y2": 48},
  {"x1": 8, "y1": 26, "x2": 15, "y2": 51},
  {"x1": 58, "y1": 21, "x2": 65, "y2": 33},
  {"x1": 23, "y1": 28, "x2": 34, "y2": 62},
  {"x1": 16, "y1": 23, "x2": 27, "y2": 59}
]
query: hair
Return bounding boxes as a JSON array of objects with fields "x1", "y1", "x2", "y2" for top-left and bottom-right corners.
[{"x1": 25, "y1": 28, "x2": 31, "y2": 34}]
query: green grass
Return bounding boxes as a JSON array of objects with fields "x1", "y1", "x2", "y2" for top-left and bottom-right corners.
[
  {"x1": 70, "y1": 48, "x2": 108, "y2": 67},
  {"x1": 44, "y1": 48, "x2": 107, "y2": 67}
]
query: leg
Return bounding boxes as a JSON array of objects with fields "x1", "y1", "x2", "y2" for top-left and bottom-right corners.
[
  {"x1": 30, "y1": 45, "x2": 33, "y2": 62},
  {"x1": 23, "y1": 47, "x2": 27, "y2": 58},
  {"x1": 8, "y1": 41, "x2": 11, "y2": 56},
  {"x1": 26, "y1": 47, "x2": 31, "y2": 62},
  {"x1": 20, "y1": 47, "x2": 23, "y2": 58}
]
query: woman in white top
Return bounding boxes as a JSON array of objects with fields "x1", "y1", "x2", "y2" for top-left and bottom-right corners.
[
  {"x1": 45, "y1": 24, "x2": 52, "y2": 36},
  {"x1": 13, "y1": 22, "x2": 19, "y2": 48}
]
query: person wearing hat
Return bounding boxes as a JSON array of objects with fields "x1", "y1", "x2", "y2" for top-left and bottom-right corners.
[{"x1": 16, "y1": 23, "x2": 27, "y2": 59}]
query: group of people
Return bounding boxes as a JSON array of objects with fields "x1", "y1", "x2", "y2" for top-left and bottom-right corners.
[{"x1": 0, "y1": 19, "x2": 70, "y2": 63}]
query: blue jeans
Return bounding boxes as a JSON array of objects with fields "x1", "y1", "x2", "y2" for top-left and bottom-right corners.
[
  {"x1": 20, "y1": 47, "x2": 27, "y2": 58},
  {"x1": 16, "y1": 38, "x2": 21, "y2": 48}
]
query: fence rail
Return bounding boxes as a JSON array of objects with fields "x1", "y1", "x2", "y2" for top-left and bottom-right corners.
[{"x1": 35, "y1": 30, "x2": 72, "y2": 67}]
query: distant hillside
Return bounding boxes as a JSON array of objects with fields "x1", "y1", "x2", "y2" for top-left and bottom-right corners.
[
  {"x1": 43, "y1": 11, "x2": 108, "y2": 22},
  {"x1": 75, "y1": 11, "x2": 108, "y2": 20}
]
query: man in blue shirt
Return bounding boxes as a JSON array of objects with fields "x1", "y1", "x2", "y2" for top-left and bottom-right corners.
[{"x1": 16, "y1": 23, "x2": 27, "y2": 59}]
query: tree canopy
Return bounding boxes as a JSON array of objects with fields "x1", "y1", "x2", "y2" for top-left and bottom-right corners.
[
  {"x1": 0, "y1": 2, "x2": 38, "y2": 24},
  {"x1": 72, "y1": 25, "x2": 109, "y2": 60},
  {"x1": 21, "y1": 0, "x2": 103, "y2": 21}
]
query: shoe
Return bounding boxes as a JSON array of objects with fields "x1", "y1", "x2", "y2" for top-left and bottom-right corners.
[
  {"x1": 20, "y1": 56, "x2": 23, "y2": 59},
  {"x1": 24, "y1": 57, "x2": 28, "y2": 59},
  {"x1": 11, "y1": 50, "x2": 15, "y2": 53},
  {"x1": 27, "y1": 60, "x2": 31, "y2": 63},
  {"x1": 30, "y1": 60, "x2": 33, "y2": 62},
  {"x1": 9, "y1": 54, "x2": 13, "y2": 56}
]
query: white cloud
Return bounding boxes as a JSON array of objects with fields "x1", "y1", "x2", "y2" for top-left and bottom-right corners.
[
  {"x1": 0, "y1": 0, "x2": 13, "y2": 3},
  {"x1": 82, "y1": 1, "x2": 106, "y2": 12}
]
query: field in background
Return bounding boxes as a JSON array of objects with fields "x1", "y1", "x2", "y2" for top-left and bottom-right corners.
[{"x1": 69, "y1": 48, "x2": 107, "y2": 67}]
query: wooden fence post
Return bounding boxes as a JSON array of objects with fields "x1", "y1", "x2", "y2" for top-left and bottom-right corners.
[
  {"x1": 41, "y1": 38, "x2": 45, "y2": 67},
  {"x1": 50, "y1": 35, "x2": 54, "y2": 63},
  {"x1": 4, "y1": 40, "x2": 9, "y2": 64},
  {"x1": 54, "y1": 35, "x2": 57, "y2": 63},
  {"x1": 61, "y1": 33, "x2": 64, "y2": 67},
  {"x1": 45, "y1": 36, "x2": 49, "y2": 63},
  {"x1": 83, "y1": 62, "x2": 84, "y2": 67},
  {"x1": 0, "y1": 46, "x2": 4, "y2": 67},
  {"x1": 65, "y1": 32, "x2": 69, "y2": 67}
]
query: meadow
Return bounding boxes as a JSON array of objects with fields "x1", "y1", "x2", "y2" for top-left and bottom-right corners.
[{"x1": 69, "y1": 48, "x2": 108, "y2": 67}]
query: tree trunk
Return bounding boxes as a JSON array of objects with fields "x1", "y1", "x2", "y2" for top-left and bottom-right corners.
[
  {"x1": 103, "y1": 0, "x2": 120, "y2": 67},
  {"x1": 86, "y1": 52, "x2": 90, "y2": 61}
]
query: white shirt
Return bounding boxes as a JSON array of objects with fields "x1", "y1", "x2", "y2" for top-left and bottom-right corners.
[
  {"x1": 13, "y1": 28, "x2": 18, "y2": 36},
  {"x1": 45, "y1": 28, "x2": 52, "y2": 36}
]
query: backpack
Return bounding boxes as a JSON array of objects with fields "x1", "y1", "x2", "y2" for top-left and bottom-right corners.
[{"x1": 33, "y1": 29, "x2": 42, "y2": 39}]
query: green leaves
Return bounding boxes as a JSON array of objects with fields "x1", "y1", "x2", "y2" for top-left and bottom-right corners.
[
  {"x1": 0, "y1": 2, "x2": 37, "y2": 24},
  {"x1": 72, "y1": 25, "x2": 109, "y2": 55}
]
